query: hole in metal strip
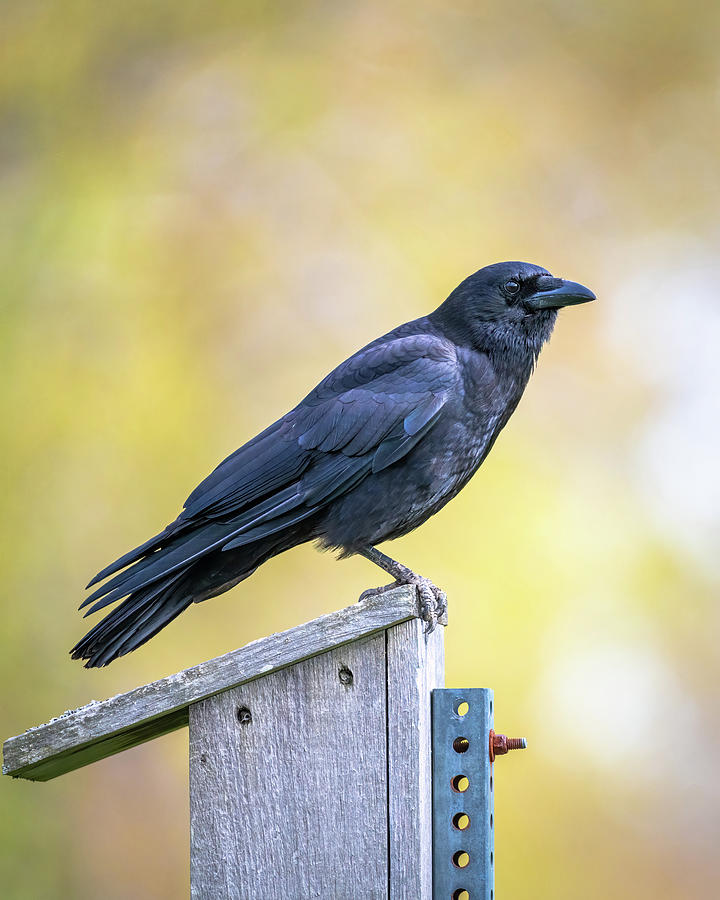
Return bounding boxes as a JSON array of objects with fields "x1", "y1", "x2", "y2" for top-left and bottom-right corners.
[
  {"x1": 452, "y1": 812, "x2": 470, "y2": 831},
  {"x1": 453, "y1": 736, "x2": 470, "y2": 753},
  {"x1": 450, "y1": 774, "x2": 469, "y2": 793},
  {"x1": 455, "y1": 700, "x2": 469, "y2": 717}
]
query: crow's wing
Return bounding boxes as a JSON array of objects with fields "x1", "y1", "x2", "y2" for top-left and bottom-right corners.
[
  {"x1": 293, "y1": 332, "x2": 456, "y2": 466},
  {"x1": 186, "y1": 331, "x2": 458, "y2": 523},
  {"x1": 83, "y1": 332, "x2": 457, "y2": 610}
]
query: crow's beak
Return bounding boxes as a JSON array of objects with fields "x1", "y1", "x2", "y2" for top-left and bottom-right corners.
[{"x1": 527, "y1": 277, "x2": 596, "y2": 310}]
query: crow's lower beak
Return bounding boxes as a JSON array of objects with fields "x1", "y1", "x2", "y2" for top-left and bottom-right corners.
[{"x1": 527, "y1": 278, "x2": 596, "y2": 310}]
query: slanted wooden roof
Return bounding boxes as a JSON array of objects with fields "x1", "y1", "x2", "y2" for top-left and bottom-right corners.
[{"x1": 3, "y1": 587, "x2": 418, "y2": 782}]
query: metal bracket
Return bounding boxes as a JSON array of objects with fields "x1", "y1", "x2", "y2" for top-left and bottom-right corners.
[{"x1": 432, "y1": 688, "x2": 495, "y2": 900}]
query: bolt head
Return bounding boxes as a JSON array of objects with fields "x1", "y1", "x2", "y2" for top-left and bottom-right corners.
[{"x1": 489, "y1": 729, "x2": 527, "y2": 762}]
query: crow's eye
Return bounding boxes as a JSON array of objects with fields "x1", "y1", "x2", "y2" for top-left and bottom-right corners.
[{"x1": 504, "y1": 279, "x2": 520, "y2": 296}]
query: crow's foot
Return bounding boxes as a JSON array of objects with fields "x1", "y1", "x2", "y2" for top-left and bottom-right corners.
[
  {"x1": 357, "y1": 566, "x2": 447, "y2": 633},
  {"x1": 412, "y1": 576, "x2": 447, "y2": 633},
  {"x1": 357, "y1": 546, "x2": 447, "y2": 631}
]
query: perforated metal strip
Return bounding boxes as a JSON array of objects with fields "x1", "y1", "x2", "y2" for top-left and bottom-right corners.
[{"x1": 432, "y1": 688, "x2": 494, "y2": 900}]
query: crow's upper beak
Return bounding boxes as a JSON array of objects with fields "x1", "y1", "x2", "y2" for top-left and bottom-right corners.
[{"x1": 527, "y1": 276, "x2": 596, "y2": 310}]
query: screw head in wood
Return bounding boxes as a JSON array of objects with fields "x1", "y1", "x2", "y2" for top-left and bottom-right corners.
[{"x1": 236, "y1": 706, "x2": 252, "y2": 726}]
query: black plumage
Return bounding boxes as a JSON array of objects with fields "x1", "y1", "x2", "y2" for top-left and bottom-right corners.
[{"x1": 71, "y1": 261, "x2": 594, "y2": 667}]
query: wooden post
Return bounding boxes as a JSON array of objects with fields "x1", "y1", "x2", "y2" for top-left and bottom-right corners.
[
  {"x1": 2, "y1": 588, "x2": 444, "y2": 899},
  {"x1": 190, "y1": 617, "x2": 443, "y2": 899}
]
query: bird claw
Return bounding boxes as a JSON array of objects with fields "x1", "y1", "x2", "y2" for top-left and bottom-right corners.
[
  {"x1": 414, "y1": 577, "x2": 447, "y2": 633},
  {"x1": 433, "y1": 586, "x2": 448, "y2": 627},
  {"x1": 358, "y1": 581, "x2": 402, "y2": 603},
  {"x1": 358, "y1": 576, "x2": 447, "y2": 632}
]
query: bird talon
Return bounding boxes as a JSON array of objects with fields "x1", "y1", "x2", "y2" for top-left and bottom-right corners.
[
  {"x1": 358, "y1": 581, "x2": 401, "y2": 604},
  {"x1": 435, "y1": 589, "x2": 448, "y2": 626},
  {"x1": 414, "y1": 577, "x2": 444, "y2": 632}
]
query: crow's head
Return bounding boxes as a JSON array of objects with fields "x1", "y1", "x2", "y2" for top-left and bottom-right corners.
[{"x1": 431, "y1": 261, "x2": 595, "y2": 362}]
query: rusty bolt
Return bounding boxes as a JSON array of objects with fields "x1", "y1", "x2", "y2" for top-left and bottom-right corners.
[{"x1": 489, "y1": 729, "x2": 527, "y2": 763}]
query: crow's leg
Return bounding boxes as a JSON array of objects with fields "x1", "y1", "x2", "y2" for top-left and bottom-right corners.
[{"x1": 357, "y1": 546, "x2": 447, "y2": 632}]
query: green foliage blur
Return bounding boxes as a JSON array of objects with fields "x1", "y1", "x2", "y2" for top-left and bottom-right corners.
[{"x1": 2, "y1": 1, "x2": 719, "y2": 897}]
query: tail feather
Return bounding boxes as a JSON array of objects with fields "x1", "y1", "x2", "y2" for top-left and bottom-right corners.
[
  {"x1": 80, "y1": 485, "x2": 317, "y2": 615},
  {"x1": 72, "y1": 440, "x2": 344, "y2": 666},
  {"x1": 80, "y1": 521, "x2": 235, "y2": 612},
  {"x1": 71, "y1": 572, "x2": 191, "y2": 668},
  {"x1": 71, "y1": 529, "x2": 307, "y2": 668},
  {"x1": 85, "y1": 522, "x2": 183, "y2": 590}
]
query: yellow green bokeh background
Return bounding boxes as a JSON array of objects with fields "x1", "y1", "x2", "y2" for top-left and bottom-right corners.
[{"x1": 2, "y1": 2, "x2": 719, "y2": 897}]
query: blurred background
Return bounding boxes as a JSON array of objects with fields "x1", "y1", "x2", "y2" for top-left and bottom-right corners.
[{"x1": 2, "y1": 1, "x2": 719, "y2": 897}]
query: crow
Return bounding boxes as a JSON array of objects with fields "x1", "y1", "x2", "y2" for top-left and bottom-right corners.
[{"x1": 71, "y1": 261, "x2": 594, "y2": 667}]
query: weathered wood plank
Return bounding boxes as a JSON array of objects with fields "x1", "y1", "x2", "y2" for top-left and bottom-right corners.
[
  {"x1": 190, "y1": 633, "x2": 389, "y2": 900},
  {"x1": 387, "y1": 618, "x2": 445, "y2": 899},
  {"x1": 2, "y1": 588, "x2": 418, "y2": 781}
]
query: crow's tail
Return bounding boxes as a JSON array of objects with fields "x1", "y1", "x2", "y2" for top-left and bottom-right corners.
[
  {"x1": 70, "y1": 528, "x2": 308, "y2": 668},
  {"x1": 70, "y1": 570, "x2": 194, "y2": 668}
]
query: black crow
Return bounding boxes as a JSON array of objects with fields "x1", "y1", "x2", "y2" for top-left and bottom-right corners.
[{"x1": 71, "y1": 261, "x2": 594, "y2": 667}]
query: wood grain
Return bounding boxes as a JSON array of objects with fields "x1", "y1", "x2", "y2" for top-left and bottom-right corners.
[
  {"x1": 190, "y1": 633, "x2": 389, "y2": 900},
  {"x1": 3, "y1": 588, "x2": 418, "y2": 781}
]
